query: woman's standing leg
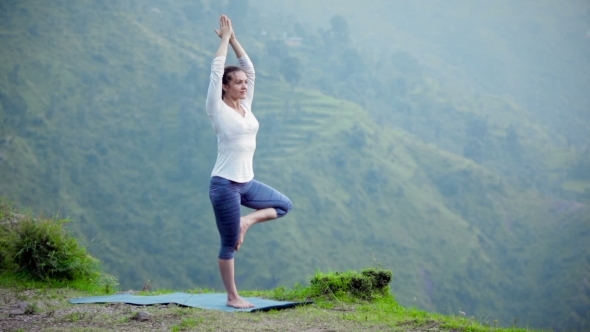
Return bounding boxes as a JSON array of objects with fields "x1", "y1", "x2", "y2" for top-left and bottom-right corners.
[
  {"x1": 236, "y1": 179, "x2": 292, "y2": 251},
  {"x1": 209, "y1": 177, "x2": 254, "y2": 308}
]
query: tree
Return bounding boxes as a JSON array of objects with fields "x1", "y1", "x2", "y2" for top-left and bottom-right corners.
[
  {"x1": 391, "y1": 52, "x2": 422, "y2": 76},
  {"x1": 330, "y1": 15, "x2": 350, "y2": 46},
  {"x1": 504, "y1": 125, "x2": 522, "y2": 160},
  {"x1": 465, "y1": 118, "x2": 489, "y2": 139},
  {"x1": 390, "y1": 52, "x2": 423, "y2": 91},
  {"x1": 463, "y1": 138, "x2": 483, "y2": 163},
  {"x1": 338, "y1": 48, "x2": 364, "y2": 80},
  {"x1": 265, "y1": 39, "x2": 289, "y2": 59},
  {"x1": 293, "y1": 22, "x2": 307, "y2": 39},
  {"x1": 279, "y1": 56, "x2": 301, "y2": 88}
]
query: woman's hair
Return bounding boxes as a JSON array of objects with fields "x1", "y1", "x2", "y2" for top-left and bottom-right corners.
[{"x1": 222, "y1": 66, "x2": 243, "y2": 99}]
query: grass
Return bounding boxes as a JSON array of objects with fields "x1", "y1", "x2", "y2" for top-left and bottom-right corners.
[
  {"x1": 0, "y1": 199, "x2": 541, "y2": 331},
  {"x1": 0, "y1": 186, "x2": 557, "y2": 331},
  {"x1": 239, "y1": 270, "x2": 538, "y2": 332},
  {"x1": 0, "y1": 198, "x2": 118, "y2": 295},
  {"x1": 170, "y1": 317, "x2": 205, "y2": 331},
  {"x1": 1, "y1": 275, "x2": 542, "y2": 332}
]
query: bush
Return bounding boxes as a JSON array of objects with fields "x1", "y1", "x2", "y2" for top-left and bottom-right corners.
[
  {"x1": 0, "y1": 226, "x2": 12, "y2": 269},
  {"x1": 0, "y1": 200, "x2": 20, "y2": 270},
  {"x1": 309, "y1": 268, "x2": 392, "y2": 301},
  {"x1": 0, "y1": 199, "x2": 100, "y2": 282},
  {"x1": 12, "y1": 218, "x2": 100, "y2": 280}
]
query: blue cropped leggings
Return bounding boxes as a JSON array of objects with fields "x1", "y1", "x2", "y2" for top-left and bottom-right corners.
[{"x1": 209, "y1": 176, "x2": 292, "y2": 260}]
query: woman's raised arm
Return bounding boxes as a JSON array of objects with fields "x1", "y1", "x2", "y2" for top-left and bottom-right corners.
[
  {"x1": 214, "y1": 15, "x2": 233, "y2": 57},
  {"x1": 206, "y1": 15, "x2": 233, "y2": 115},
  {"x1": 229, "y1": 35, "x2": 246, "y2": 59},
  {"x1": 228, "y1": 25, "x2": 255, "y2": 106}
]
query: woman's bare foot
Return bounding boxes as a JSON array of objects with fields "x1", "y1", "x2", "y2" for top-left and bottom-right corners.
[
  {"x1": 227, "y1": 295, "x2": 255, "y2": 308},
  {"x1": 235, "y1": 217, "x2": 251, "y2": 251},
  {"x1": 235, "y1": 208, "x2": 277, "y2": 251}
]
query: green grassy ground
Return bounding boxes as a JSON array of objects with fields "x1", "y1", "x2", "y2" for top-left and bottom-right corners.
[
  {"x1": 0, "y1": 202, "x2": 540, "y2": 331},
  {"x1": 0, "y1": 272, "x2": 540, "y2": 332}
]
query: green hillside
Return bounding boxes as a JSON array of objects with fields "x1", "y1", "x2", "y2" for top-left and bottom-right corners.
[
  {"x1": 249, "y1": 0, "x2": 590, "y2": 145},
  {"x1": 0, "y1": 1, "x2": 588, "y2": 331}
]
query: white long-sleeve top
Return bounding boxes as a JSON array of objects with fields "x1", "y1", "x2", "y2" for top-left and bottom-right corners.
[{"x1": 206, "y1": 55, "x2": 259, "y2": 183}]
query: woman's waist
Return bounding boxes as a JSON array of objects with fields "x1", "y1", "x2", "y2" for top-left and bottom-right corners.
[{"x1": 217, "y1": 137, "x2": 257, "y2": 151}]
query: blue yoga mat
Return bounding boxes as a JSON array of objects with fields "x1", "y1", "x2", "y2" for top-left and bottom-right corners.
[{"x1": 70, "y1": 292, "x2": 312, "y2": 312}]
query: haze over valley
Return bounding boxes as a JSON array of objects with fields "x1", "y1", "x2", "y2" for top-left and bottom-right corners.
[{"x1": 1, "y1": 1, "x2": 588, "y2": 330}]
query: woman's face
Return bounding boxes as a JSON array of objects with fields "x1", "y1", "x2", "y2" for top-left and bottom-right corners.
[{"x1": 223, "y1": 71, "x2": 247, "y2": 100}]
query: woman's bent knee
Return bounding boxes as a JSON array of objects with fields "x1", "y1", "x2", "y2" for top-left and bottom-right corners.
[{"x1": 276, "y1": 197, "x2": 293, "y2": 217}]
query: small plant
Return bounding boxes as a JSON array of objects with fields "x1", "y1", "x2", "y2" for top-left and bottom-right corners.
[
  {"x1": 63, "y1": 311, "x2": 84, "y2": 322},
  {"x1": 12, "y1": 217, "x2": 100, "y2": 280},
  {"x1": 142, "y1": 279, "x2": 152, "y2": 291},
  {"x1": 268, "y1": 267, "x2": 393, "y2": 304},
  {"x1": 361, "y1": 268, "x2": 392, "y2": 289},
  {"x1": 0, "y1": 199, "x2": 101, "y2": 282},
  {"x1": 309, "y1": 268, "x2": 392, "y2": 301},
  {"x1": 0, "y1": 199, "x2": 20, "y2": 270},
  {"x1": 170, "y1": 306, "x2": 190, "y2": 318},
  {"x1": 24, "y1": 302, "x2": 39, "y2": 315},
  {"x1": 98, "y1": 273, "x2": 120, "y2": 294}
]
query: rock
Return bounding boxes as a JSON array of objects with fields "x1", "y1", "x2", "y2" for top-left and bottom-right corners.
[
  {"x1": 13, "y1": 302, "x2": 28, "y2": 310},
  {"x1": 133, "y1": 311, "x2": 152, "y2": 321},
  {"x1": 9, "y1": 309, "x2": 25, "y2": 317}
]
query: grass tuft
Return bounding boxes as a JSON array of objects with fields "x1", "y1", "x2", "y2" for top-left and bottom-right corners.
[
  {"x1": 0, "y1": 198, "x2": 115, "y2": 292},
  {"x1": 11, "y1": 217, "x2": 100, "y2": 281},
  {"x1": 267, "y1": 267, "x2": 392, "y2": 306},
  {"x1": 308, "y1": 268, "x2": 392, "y2": 301}
]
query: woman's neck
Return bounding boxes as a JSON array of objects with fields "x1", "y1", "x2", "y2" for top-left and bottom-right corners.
[{"x1": 223, "y1": 97, "x2": 241, "y2": 111}]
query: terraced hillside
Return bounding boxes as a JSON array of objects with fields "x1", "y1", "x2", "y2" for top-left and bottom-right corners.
[{"x1": 1, "y1": 1, "x2": 588, "y2": 330}]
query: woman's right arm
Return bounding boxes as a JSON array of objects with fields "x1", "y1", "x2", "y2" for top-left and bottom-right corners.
[
  {"x1": 214, "y1": 15, "x2": 233, "y2": 58},
  {"x1": 206, "y1": 15, "x2": 233, "y2": 115},
  {"x1": 205, "y1": 56, "x2": 225, "y2": 115}
]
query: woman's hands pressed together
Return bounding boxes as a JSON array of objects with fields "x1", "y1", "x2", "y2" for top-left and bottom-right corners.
[
  {"x1": 214, "y1": 15, "x2": 234, "y2": 40},
  {"x1": 214, "y1": 14, "x2": 246, "y2": 59}
]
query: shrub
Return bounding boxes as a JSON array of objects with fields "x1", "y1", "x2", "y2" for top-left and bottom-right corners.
[
  {"x1": 0, "y1": 224, "x2": 15, "y2": 270},
  {"x1": 0, "y1": 199, "x2": 20, "y2": 270},
  {"x1": 12, "y1": 218, "x2": 100, "y2": 280},
  {"x1": 0, "y1": 199, "x2": 100, "y2": 282},
  {"x1": 309, "y1": 268, "x2": 392, "y2": 301},
  {"x1": 362, "y1": 267, "x2": 392, "y2": 289}
]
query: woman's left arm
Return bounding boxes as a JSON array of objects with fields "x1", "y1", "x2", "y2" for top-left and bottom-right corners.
[
  {"x1": 231, "y1": 36, "x2": 255, "y2": 106},
  {"x1": 229, "y1": 36, "x2": 246, "y2": 59}
]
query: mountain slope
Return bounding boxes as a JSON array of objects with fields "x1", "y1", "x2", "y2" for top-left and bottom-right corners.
[
  {"x1": 249, "y1": 0, "x2": 590, "y2": 145},
  {"x1": 0, "y1": 1, "x2": 588, "y2": 330}
]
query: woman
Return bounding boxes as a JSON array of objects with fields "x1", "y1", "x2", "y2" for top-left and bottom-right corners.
[{"x1": 206, "y1": 15, "x2": 293, "y2": 309}]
